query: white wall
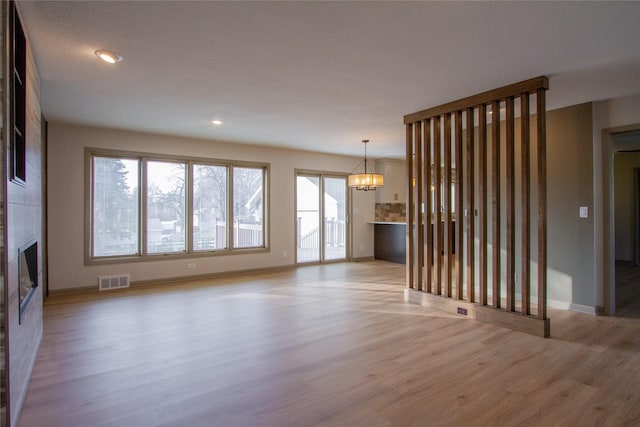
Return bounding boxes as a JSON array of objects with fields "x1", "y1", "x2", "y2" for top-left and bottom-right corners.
[
  {"x1": 47, "y1": 122, "x2": 375, "y2": 291},
  {"x1": 545, "y1": 103, "x2": 594, "y2": 311}
]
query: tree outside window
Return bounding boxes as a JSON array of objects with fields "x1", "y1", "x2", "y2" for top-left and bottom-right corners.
[{"x1": 92, "y1": 157, "x2": 139, "y2": 256}]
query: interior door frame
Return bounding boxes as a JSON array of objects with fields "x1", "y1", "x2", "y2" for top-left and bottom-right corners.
[
  {"x1": 294, "y1": 169, "x2": 350, "y2": 265},
  {"x1": 602, "y1": 124, "x2": 640, "y2": 315},
  {"x1": 634, "y1": 168, "x2": 640, "y2": 265}
]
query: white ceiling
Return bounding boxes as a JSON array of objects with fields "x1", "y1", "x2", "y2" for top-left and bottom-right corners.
[{"x1": 18, "y1": 1, "x2": 640, "y2": 159}]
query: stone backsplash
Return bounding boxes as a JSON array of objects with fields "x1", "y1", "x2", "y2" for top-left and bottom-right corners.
[{"x1": 375, "y1": 203, "x2": 406, "y2": 222}]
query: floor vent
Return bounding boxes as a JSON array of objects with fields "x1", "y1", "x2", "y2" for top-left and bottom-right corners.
[{"x1": 98, "y1": 274, "x2": 130, "y2": 291}]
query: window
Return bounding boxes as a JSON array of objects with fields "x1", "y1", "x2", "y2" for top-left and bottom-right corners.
[
  {"x1": 193, "y1": 164, "x2": 227, "y2": 251},
  {"x1": 92, "y1": 156, "x2": 139, "y2": 257},
  {"x1": 146, "y1": 160, "x2": 186, "y2": 254},
  {"x1": 87, "y1": 149, "x2": 268, "y2": 263},
  {"x1": 233, "y1": 167, "x2": 264, "y2": 248}
]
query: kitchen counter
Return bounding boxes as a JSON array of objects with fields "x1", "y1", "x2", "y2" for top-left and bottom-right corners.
[
  {"x1": 371, "y1": 220, "x2": 456, "y2": 264},
  {"x1": 372, "y1": 222, "x2": 406, "y2": 263}
]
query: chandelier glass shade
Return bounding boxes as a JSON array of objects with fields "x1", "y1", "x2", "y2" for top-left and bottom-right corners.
[{"x1": 348, "y1": 140, "x2": 384, "y2": 191}]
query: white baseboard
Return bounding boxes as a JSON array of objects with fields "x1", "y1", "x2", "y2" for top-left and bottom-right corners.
[{"x1": 548, "y1": 298, "x2": 597, "y2": 315}]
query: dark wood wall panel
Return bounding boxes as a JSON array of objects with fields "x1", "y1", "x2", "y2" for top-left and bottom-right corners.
[{"x1": 403, "y1": 77, "x2": 550, "y2": 337}]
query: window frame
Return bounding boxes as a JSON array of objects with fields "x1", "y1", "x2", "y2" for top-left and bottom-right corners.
[{"x1": 85, "y1": 148, "x2": 270, "y2": 265}]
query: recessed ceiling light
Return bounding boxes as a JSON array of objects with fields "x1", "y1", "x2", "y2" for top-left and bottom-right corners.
[
  {"x1": 211, "y1": 120, "x2": 223, "y2": 126},
  {"x1": 95, "y1": 49, "x2": 123, "y2": 64}
]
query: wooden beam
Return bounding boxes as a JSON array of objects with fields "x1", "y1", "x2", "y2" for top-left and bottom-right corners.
[
  {"x1": 521, "y1": 93, "x2": 531, "y2": 315},
  {"x1": 478, "y1": 104, "x2": 488, "y2": 306},
  {"x1": 424, "y1": 119, "x2": 433, "y2": 293},
  {"x1": 455, "y1": 110, "x2": 464, "y2": 300},
  {"x1": 444, "y1": 113, "x2": 452, "y2": 298},
  {"x1": 405, "y1": 123, "x2": 414, "y2": 289},
  {"x1": 433, "y1": 115, "x2": 442, "y2": 295},
  {"x1": 491, "y1": 100, "x2": 501, "y2": 309},
  {"x1": 404, "y1": 76, "x2": 549, "y2": 124},
  {"x1": 537, "y1": 89, "x2": 548, "y2": 320},
  {"x1": 465, "y1": 107, "x2": 475, "y2": 303},
  {"x1": 414, "y1": 121, "x2": 423, "y2": 291},
  {"x1": 505, "y1": 96, "x2": 515, "y2": 312}
]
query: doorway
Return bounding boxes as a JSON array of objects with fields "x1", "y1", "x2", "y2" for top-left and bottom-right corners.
[
  {"x1": 295, "y1": 172, "x2": 348, "y2": 264},
  {"x1": 608, "y1": 128, "x2": 640, "y2": 316}
]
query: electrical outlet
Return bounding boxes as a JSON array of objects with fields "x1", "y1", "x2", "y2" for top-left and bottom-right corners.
[
  {"x1": 457, "y1": 307, "x2": 468, "y2": 316},
  {"x1": 283, "y1": 250, "x2": 287, "y2": 258},
  {"x1": 187, "y1": 263, "x2": 196, "y2": 269}
]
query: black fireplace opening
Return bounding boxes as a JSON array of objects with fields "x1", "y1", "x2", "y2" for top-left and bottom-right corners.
[{"x1": 19, "y1": 240, "x2": 38, "y2": 323}]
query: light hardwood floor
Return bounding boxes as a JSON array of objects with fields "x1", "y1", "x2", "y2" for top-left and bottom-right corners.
[{"x1": 18, "y1": 261, "x2": 640, "y2": 426}]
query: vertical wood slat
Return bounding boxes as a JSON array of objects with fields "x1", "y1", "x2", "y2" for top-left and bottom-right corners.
[
  {"x1": 478, "y1": 104, "x2": 488, "y2": 306},
  {"x1": 455, "y1": 111, "x2": 464, "y2": 300},
  {"x1": 414, "y1": 121, "x2": 423, "y2": 291},
  {"x1": 537, "y1": 89, "x2": 547, "y2": 320},
  {"x1": 465, "y1": 107, "x2": 475, "y2": 303},
  {"x1": 433, "y1": 116, "x2": 442, "y2": 295},
  {"x1": 403, "y1": 76, "x2": 549, "y2": 336},
  {"x1": 406, "y1": 123, "x2": 415, "y2": 290},
  {"x1": 443, "y1": 113, "x2": 452, "y2": 297},
  {"x1": 505, "y1": 96, "x2": 515, "y2": 311},
  {"x1": 424, "y1": 119, "x2": 433, "y2": 293},
  {"x1": 491, "y1": 100, "x2": 501, "y2": 308},
  {"x1": 521, "y1": 93, "x2": 531, "y2": 315}
]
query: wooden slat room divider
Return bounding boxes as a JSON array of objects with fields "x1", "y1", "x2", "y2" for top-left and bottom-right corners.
[{"x1": 403, "y1": 77, "x2": 550, "y2": 337}]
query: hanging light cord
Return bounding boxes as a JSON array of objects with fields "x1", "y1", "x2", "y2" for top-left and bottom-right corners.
[{"x1": 363, "y1": 139, "x2": 369, "y2": 175}]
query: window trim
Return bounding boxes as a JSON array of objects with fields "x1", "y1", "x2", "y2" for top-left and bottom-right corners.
[{"x1": 85, "y1": 148, "x2": 270, "y2": 265}]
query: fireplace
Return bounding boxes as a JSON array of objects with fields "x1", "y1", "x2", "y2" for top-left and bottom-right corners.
[{"x1": 19, "y1": 241, "x2": 38, "y2": 323}]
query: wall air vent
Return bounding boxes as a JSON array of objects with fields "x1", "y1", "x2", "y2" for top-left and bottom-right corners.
[{"x1": 98, "y1": 274, "x2": 130, "y2": 291}]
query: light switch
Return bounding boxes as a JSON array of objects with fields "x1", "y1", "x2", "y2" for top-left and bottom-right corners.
[{"x1": 579, "y1": 206, "x2": 589, "y2": 218}]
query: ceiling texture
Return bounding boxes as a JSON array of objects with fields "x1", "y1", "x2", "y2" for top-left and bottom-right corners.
[{"x1": 17, "y1": 1, "x2": 640, "y2": 159}]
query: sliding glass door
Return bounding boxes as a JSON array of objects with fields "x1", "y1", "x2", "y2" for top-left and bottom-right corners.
[
  {"x1": 296, "y1": 173, "x2": 348, "y2": 263},
  {"x1": 296, "y1": 175, "x2": 321, "y2": 263},
  {"x1": 323, "y1": 177, "x2": 347, "y2": 261}
]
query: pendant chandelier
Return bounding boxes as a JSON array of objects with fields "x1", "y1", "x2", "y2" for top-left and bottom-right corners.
[{"x1": 348, "y1": 139, "x2": 384, "y2": 191}]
